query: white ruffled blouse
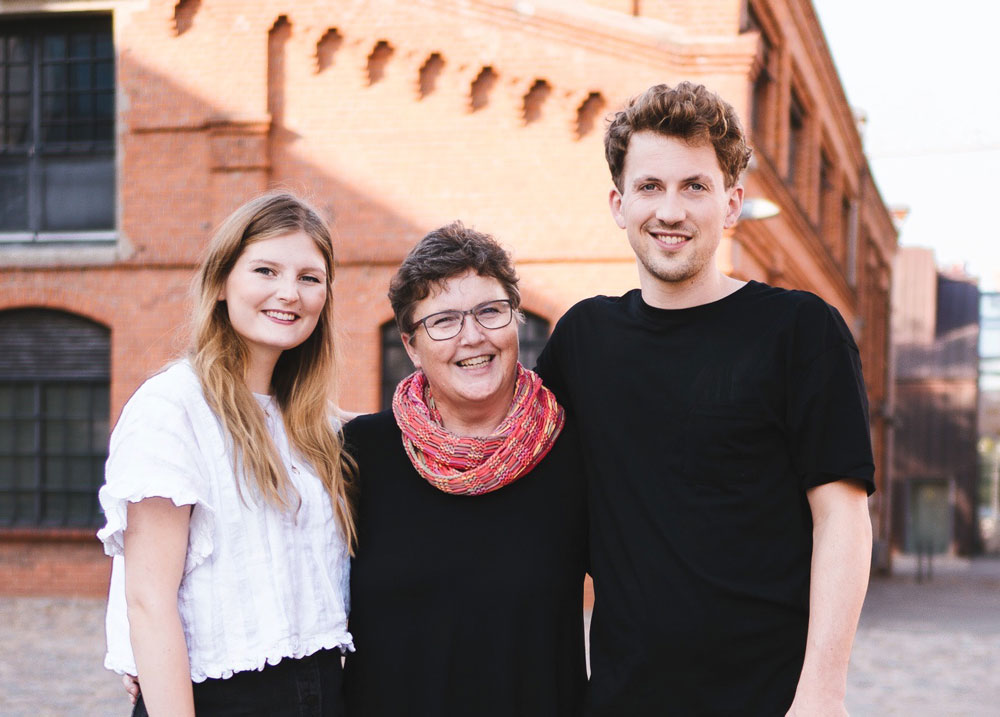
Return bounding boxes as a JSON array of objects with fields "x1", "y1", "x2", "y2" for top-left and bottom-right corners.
[{"x1": 98, "y1": 361, "x2": 353, "y2": 682}]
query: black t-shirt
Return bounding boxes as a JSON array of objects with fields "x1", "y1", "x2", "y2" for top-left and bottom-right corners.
[
  {"x1": 342, "y1": 410, "x2": 588, "y2": 717},
  {"x1": 535, "y1": 281, "x2": 875, "y2": 716}
]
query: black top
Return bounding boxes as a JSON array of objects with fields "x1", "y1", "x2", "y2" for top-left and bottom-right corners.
[
  {"x1": 535, "y1": 281, "x2": 875, "y2": 716},
  {"x1": 342, "y1": 410, "x2": 588, "y2": 717}
]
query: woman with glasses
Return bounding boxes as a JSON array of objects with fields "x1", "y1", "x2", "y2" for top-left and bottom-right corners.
[{"x1": 342, "y1": 221, "x2": 588, "y2": 716}]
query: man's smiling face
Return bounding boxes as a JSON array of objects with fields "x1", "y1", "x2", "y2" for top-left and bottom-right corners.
[{"x1": 609, "y1": 131, "x2": 743, "y2": 293}]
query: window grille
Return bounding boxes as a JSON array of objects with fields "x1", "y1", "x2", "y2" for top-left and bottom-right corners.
[
  {"x1": 0, "y1": 309, "x2": 110, "y2": 527},
  {"x1": 0, "y1": 16, "x2": 115, "y2": 239}
]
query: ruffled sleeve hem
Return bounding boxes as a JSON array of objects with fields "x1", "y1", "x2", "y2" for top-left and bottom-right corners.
[
  {"x1": 96, "y1": 486, "x2": 216, "y2": 573},
  {"x1": 189, "y1": 633, "x2": 355, "y2": 683},
  {"x1": 103, "y1": 654, "x2": 137, "y2": 678}
]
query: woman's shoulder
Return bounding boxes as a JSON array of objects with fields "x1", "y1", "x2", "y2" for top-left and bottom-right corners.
[
  {"x1": 128, "y1": 360, "x2": 202, "y2": 405},
  {"x1": 114, "y1": 360, "x2": 210, "y2": 437}
]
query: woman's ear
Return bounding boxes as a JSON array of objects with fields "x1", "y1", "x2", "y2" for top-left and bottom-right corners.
[{"x1": 401, "y1": 332, "x2": 422, "y2": 369}]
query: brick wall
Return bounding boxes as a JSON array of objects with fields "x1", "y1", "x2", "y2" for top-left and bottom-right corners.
[{"x1": 0, "y1": 0, "x2": 895, "y2": 594}]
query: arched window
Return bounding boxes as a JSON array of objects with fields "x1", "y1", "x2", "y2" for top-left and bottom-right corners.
[
  {"x1": 0, "y1": 309, "x2": 110, "y2": 527},
  {"x1": 380, "y1": 311, "x2": 551, "y2": 410}
]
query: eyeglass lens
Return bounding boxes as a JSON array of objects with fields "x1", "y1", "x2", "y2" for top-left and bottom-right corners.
[{"x1": 423, "y1": 300, "x2": 512, "y2": 339}]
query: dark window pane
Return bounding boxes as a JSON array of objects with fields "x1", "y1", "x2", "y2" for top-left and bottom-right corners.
[
  {"x1": 68, "y1": 121, "x2": 92, "y2": 142},
  {"x1": 8, "y1": 36, "x2": 31, "y2": 63},
  {"x1": 68, "y1": 456, "x2": 90, "y2": 483},
  {"x1": 95, "y1": 92, "x2": 113, "y2": 119},
  {"x1": 70, "y1": 33, "x2": 91, "y2": 59},
  {"x1": 43, "y1": 35, "x2": 66, "y2": 60},
  {"x1": 45, "y1": 456, "x2": 68, "y2": 490},
  {"x1": 45, "y1": 419, "x2": 65, "y2": 453},
  {"x1": 42, "y1": 490, "x2": 68, "y2": 525},
  {"x1": 41, "y1": 155, "x2": 115, "y2": 230},
  {"x1": 8, "y1": 94, "x2": 31, "y2": 143},
  {"x1": 65, "y1": 385, "x2": 91, "y2": 417},
  {"x1": 0, "y1": 160, "x2": 29, "y2": 230},
  {"x1": 68, "y1": 492, "x2": 96, "y2": 525},
  {"x1": 0, "y1": 386, "x2": 11, "y2": 415},
  {"x1": 42, "y1": 93, "x2": 67, "y2": 121},
  {"x1": 95, "y1": 35, "x2": 112, "y2": 59},
  {"x1": 45, "y1": 456, "x2": 65, "y2": 485},
  {"x1": 16, "y1": 386, "x2": 36, "y2": 415},
  {"x1": 66, "y1": 421, "x2": 90, "y2": 453},
  {"x1": 6, "y1": 121, "x2": 30, "y2": 145},
  {"x1": 70, "y1": 91, "x2": 94, "y2": 117},
  {"x1": 70, "y1": 62, "x2": 92, "y2": 91},
  {"x1": 42, "y1": 63, "x2": 67, "y2": 90},
  {"x1": 95, "y1": 61, "x2": 113, "y2": 89},
  {"x1": 0, "y1": 457, "x2": 13, "y2": 489},
  {"x1": 44, "y1": 388, "x2": 63, "y2": 416},
  {"x1": 0, "y1": 419, "x2": 14, "y2": 452},
  {"x1": 15, "y1": 421, "x2": 36, "y2": 452},
  {"x1": 92, "y1": 390, "x2": 109, "y2": 451},
  {"x1": 8, "y1": 65, "x2": 30, "y2": 93},
  {"x1": 43, "y1": 122, "x2": 68, "y2": 143},
  {"x1": 15, "y1": 456, "x2": 36, "y2": 489},
  {"x1": 95, "y1": 120, "x2": 113, "y2": 142}
]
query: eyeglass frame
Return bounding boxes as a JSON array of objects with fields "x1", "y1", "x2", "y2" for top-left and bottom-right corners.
[{"x1": 409, "y1": 299, "x2": 516, "y2": 341}]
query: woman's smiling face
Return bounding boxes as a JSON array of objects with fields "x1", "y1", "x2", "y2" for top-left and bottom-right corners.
[
  {"x1": 402, "y1": 270, "x2": 520, "y2": 424},
  {"x1": 219, "y1": 230, "x2": 328, "y2": 381}
]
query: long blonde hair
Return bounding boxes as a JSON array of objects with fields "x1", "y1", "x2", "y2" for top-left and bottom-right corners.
[{"x1": 190, "y1": 192, "x2": 356, "y2": 550}]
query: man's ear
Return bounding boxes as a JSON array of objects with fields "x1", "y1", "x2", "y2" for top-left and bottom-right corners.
[
  {"x1": 723, "y1": 184, "x2": 744, "y2": 229},
  {"x1": 609, "y1": 187, "x2": 626, "y2": 229},
  {"x1": 401, "y1": 333, "x2": 421, "y2": 369}
]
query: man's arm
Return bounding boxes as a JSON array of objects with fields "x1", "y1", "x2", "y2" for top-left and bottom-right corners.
[{"x1": 787, "y1": 479, "x2": 871, "y2": 717}]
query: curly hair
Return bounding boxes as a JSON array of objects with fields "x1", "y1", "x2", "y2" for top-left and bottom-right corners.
[
  {"x1": 605, "y1": 82, "x2": 752, "y2": 191},
  {"x1": 388, "y1": 221, "x2": 520, "y2": 338}
]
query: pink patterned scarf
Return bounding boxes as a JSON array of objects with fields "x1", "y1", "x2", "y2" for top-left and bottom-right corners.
[{"x1": 391, "y1": 363, "x2": 565, "y2": 495}]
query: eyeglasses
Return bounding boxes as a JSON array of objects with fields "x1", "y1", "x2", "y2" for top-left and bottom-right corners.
[{"x1": 412, "y1": 299, "x2": 515, "y2": 341}]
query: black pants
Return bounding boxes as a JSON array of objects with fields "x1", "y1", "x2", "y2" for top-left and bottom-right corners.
[{"x1": 132, "y1": 649, "x2": 345, "y2": 716}]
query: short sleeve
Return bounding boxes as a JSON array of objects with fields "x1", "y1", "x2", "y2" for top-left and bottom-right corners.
[
  {"x1": 96, "y1": 374, "x2": 217, "y2": 572},
  {"x1": 535, "y1": 311, "x2": 573, "y2": 412},
  {"x1": 787, "y1": 298, "x2": 876, "y2": 494}
]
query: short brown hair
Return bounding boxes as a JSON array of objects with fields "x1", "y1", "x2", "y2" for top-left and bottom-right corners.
[
  {"x1": 389, "y1": 221, "x2": 520, "y2": 336},
  {"x1": 605, "y1": 82, "x2": 752, "y2": 191}
]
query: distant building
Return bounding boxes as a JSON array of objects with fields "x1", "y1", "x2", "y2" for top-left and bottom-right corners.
[
  {"x1": 891, "y1": 247, "x2": 981, "y2": 556},
  {"x1": 0, "y1": 0, "x2": 896, "y2": 594}
]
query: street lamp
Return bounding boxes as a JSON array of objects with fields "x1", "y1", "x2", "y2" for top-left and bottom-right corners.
[{"x1": 739, "y1": 197, "x2": 781, "y2": 221}]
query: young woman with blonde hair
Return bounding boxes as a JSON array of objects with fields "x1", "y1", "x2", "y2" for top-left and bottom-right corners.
[{"x1": 98, "y1": 192, "x2": 354, "y2": 716}]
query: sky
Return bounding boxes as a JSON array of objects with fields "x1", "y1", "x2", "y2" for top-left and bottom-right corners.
[{"x1": 812, "y1": 0, "x2": 1000, "y2": 291}]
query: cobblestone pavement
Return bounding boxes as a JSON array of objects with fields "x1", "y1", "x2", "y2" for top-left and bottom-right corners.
[
  {"x1": 3, "y1": 557, "x2": 999, "y2": 716},
  {"x1": 845, "y1": 557, "x2": 1000, "y2": 716}
]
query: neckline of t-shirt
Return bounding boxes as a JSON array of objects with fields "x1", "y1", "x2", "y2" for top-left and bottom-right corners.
[{"x1": 632, "y1": 279, "x2": 763, "y2": 320}]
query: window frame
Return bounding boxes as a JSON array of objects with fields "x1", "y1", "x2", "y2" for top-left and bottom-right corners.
[
  {"x1": 0, "y1": 14, "x2": 116, "y2": 242},
  {"x1": 0, "y1": 308, "x2": 111, "y2": 529},
  {"x1": 0, "y1": 378, "x2": 109, "y2": 528}
]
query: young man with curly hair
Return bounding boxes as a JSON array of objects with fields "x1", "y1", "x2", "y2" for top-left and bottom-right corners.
[{"x1": 537, "y1": 82, "x2": 874, "y2": 716}]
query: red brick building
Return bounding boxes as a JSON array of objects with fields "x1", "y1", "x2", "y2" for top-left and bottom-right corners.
[{"x1": 0, "y1": 0, "x2": 896, "y2": 595}]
